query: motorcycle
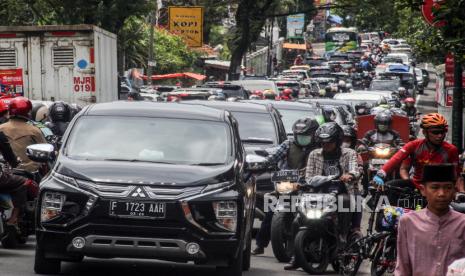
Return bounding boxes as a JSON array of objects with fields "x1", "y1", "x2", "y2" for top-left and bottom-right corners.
[
  {"x1": 270, "y1": 169, "x2": 302, "y2": 262},
  {"x1": 0, "y1": 168, "x2": 39, "y2": 248},
  {"x1": 293, "y1": 175, "x2": 353, "y2": 274},
  {"x1": 359, "y1": 142, "x2": 398, "y2": 182}
]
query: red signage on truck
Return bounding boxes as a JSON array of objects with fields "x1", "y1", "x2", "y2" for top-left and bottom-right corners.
[
  {"x1": 73, "y1": 76, "x2": 95, "y2": 92},
  {"x1": 0, "y1": 68, "x2": 24, "y2": 95}
]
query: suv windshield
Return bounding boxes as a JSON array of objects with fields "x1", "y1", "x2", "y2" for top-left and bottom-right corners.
[
  {"x1": 66, "y1": 117, "x2": 231, "y2": 165},
  {"x1": 231, "y1": 112, "x2": 277, "y2": 144}
]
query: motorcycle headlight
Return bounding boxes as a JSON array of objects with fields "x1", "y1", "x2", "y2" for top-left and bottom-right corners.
[
  {"x1": 306, "y1": 209, "x2": 323, "y2": 219},
  {"x1": 212, "y1": 201, "x2": 237, "y2": 232},
  {"x1": 41, "y1": 192, "x2": 66, "y2": 222},
  {"x1": 375, "y1": 147, "x2": 390, "y2": 157},
  {"x1": 275, "y1": 182, "x2": 298, "y2": 194}
]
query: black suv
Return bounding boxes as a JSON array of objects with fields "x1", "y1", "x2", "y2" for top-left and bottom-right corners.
[
  {"x1": 33, "y1": 102, "x2": 258, "y2": 276},
  {"x1": 182, "y1": 101, "x2": 287, "y2": 218}
]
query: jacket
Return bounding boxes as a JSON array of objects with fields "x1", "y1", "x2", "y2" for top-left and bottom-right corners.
[{"x1": 0, "y1": 118, "x2": 47, "y2": 172}]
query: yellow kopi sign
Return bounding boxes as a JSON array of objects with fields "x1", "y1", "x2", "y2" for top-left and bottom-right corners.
[{"x1": 168, "y1": 6, "x2": 204, "y2": 47}]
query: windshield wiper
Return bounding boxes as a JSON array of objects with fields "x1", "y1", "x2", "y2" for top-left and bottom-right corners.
[
  {"x1": 189, "y1": 163, "x2": 224, "y2": 166},
  {"x1": 103, "y1": 158, "x2": 175, "y2": 164},
  {"x1": 242, "y1": 137, "x2": 274, "y2": 144}
]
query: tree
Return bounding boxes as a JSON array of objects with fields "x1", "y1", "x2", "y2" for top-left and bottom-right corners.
[{"x1": 227, "y1": 0, "x2": 317, "y2": 79}]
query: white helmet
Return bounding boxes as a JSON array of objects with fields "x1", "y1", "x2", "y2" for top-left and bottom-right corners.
[{"x1": 338, "y1": 80, "x2": 346, "y2": 87}]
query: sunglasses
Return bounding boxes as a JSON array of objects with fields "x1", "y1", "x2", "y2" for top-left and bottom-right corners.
[{"x1": 429, "y1": 129, "x2": 446, "y2": 135}]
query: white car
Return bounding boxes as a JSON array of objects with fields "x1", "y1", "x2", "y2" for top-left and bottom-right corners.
[{"x1": 386, "y1": 53, "x2": 411, "y2": 65}]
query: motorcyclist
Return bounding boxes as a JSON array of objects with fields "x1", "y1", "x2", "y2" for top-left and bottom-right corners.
[
  {"x1": 46, "y1": 101, "x2": 72, "y2": 137},
  {"x1": 373, "y1": 113, "x2": 463, "y2": 194},
  {"x1": 337, "y1": 80, "x2": 347, "y2": 93},
  {"x1": 360, "y1": 111, "x2": 403, "y2": 149},
  {"x1": 252, "y1": 118, "x2": 320, "y2": 259},
  {"x1": 0, "y1": 99, "x2": 9, "y2": 124},
  {"x1": 31, "y1": 103, "x2": 49, "y2": 123},
  {"x1": 402, "y1": 97, "x2": 417, "y2": 117},
  {"x1": 305, "y1": 123, "x2": 362, "y2": 242},
  {"x1": 69, "y1": 103, "x2": 83, "y2": 119},
  {"x1": 0, "y1": 97, "x2": 47, "y2": 173},
  {"x1": 341, "y1": 125, "x2": 357, "y2": 149},
  {"x1": 354, "y1": 102, "x2": 370, "y2": 116},
  {"x1": 395, "y1": 87, "x2": 408, "y2": 101},
  {"x1": 360, "y1": 56, "x2": 373, "y2": 71},
  {"x1": 294, "y1": 55, "x2": 304, "y2": 66}
]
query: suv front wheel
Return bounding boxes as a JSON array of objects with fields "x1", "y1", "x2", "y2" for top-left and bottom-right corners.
[
  {"x1": 217, "y1": 242, "x2": 244, "y2": 276},
  {"x1": 34, "y1": 245, "x2": 61, "y2": 275}
]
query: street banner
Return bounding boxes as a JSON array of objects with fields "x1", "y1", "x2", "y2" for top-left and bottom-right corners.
[
  {"x1": 0, "y1": 68, "x2": 24, "y2": 95},
  {"x1": 287, "y1": 13, "x2": 305, "y2": 38},
  {"x1": 444, "y1": 52, "x2": 465, "y2": 88},
  {"x1": 168, "y1": 6, "x2": 203, "y2": 47}
]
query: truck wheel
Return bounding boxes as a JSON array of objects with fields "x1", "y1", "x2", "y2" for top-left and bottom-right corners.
[
  {"x1": 34, "y1": 245, "x2": 61, "y2": 275},
  {"x1": 217, "y1": 243, "x2": 243, "y2": 276},
  {"x1": 294, "y1": 230, "x2": 329, "y2": 274},
  {"x1": 270, "y1": 212, "x2": 294, "y2": 262}
]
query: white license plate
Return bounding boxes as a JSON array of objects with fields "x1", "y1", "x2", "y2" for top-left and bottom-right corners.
[{"x1": 109, "y1": 201, "x2": 166, "y2": 219}]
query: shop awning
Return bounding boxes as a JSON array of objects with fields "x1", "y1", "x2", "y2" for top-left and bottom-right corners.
[{"x1": 283, "y1": 43, "x2": 307, "y2": 50}]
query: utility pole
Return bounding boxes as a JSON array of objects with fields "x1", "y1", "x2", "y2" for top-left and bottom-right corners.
[
  {"x1": 452, "y1": 57, "x2": 463, "y2": 151},
  {"x1": 147, "y1": 1, "x2": 157, "y2": 86}
]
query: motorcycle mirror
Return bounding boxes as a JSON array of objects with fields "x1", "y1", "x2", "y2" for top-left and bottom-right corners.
[
  {"x1": 245, "y1": 154, "x2": 269, "y2": 172},
  {"x1": 26, "y1": 143, "x2": 55, "y2": 163}
]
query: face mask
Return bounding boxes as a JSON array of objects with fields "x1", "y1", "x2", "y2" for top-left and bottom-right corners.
[
  {"x1": 341, "y1": 142, "x2": 352, "y2": 148},
  {"x1": 296, "y1": 135, "x2": 312, "y2": 146},
  {"x1": 378, "y1": 124, "x2": 389, "y2": 132}
]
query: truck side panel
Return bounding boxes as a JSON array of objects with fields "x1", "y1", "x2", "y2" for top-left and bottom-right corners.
[{"x1": 94, "y1": 28, "x2": 117, "y2": 103}]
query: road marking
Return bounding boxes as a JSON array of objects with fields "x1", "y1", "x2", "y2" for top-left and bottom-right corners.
[{"x1": 416, "y1": 94, "x2": 421, "y2": 104}]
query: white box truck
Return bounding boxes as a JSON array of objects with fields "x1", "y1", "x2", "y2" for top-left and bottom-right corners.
[{"x1": 0, "y1": 25, "x2": 117, "y2": 106}]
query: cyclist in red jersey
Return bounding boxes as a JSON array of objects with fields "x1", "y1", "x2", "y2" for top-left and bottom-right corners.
[{"x1": 373, "y1": 113, "x2": 463, "y2": 192}]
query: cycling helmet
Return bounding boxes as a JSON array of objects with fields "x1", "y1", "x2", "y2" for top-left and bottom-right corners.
[
  {"x1": 31, "y1": 103, "x2": 49, "y2": 122},
  {"x1": 404, "y1": 97, "x2": 415, "y2": 104},
  {"x1": 292, "y1": 118, "x2": 319, "y2": 147},
  {"x1": 420, "y1": 113, "x2": 448, "y2": 129},
  {"x1": 374, "y1": 111, "x2": 392, "y2": 132},
  {"x1": 9, "y1": 96, "x2": 32, "y2": 118},
  {"x1": 283, "y1": 88, "x2": 293, "y2": 96},
  {"x1": 49, "y1": 101, "x2": 71, "y2": 122},
  {"x1": 315, "y1": 122, "x2": 343, "y2": 144}
]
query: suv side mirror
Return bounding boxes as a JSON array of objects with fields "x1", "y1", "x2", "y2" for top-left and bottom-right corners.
[
  {"x1": 26, "y1": 143, "x2": 55, "y2": 163},
  {"x1": 245, "y1": 154, "x2": 269, "y2": 172}
]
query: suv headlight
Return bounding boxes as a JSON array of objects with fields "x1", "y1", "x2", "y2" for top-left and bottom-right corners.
[
  {"x1": 212, "y1": 201, "x2": 237, "y2": 232},
  {"x1": 41, "y1": 192, "x2": 66, "y2": 222}
]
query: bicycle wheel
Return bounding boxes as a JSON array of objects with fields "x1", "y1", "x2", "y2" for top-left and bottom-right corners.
[
  {"x1": 340, "y1": 240, "x2": 363, "y2": 276},
  {"x1": 371, "y1": 236, "x2": 396, "y2": 276}
]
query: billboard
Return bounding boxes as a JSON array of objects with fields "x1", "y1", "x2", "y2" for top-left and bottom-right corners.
[
  {"x1": 287, "y1": 14, "x2": 305, "y2": 38},
  {"x1": 168, "y1": 6, "x2": 204, "y2": 47}
]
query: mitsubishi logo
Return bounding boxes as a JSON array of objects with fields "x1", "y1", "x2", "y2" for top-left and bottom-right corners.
[{"x1": 131, "y1": 187, "x2": 147, "y2": 198}]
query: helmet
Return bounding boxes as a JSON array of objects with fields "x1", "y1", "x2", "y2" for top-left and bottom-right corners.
[
  {"x1": 31, "y1": 103, "x2": 49, "y2": 122},
  {"x1": 338, "y1": 80, "x2": 346, "y2": 87},
  {"x1": 341, "y1": 125, "x2": 356, "y2": 139},
  {"x1": 263, "y1": 90, "x2": 276, "y2": 100},
  {"x1": 404, "y1": 97, "x2": 415, "y2": 104},
  {"x1": 292, "y1": 118, "x2": 319, "y2": 147},
  {"x1": 49, "y1": 101, "x2": 71, "y2": 122},
  {"x1": 322, "y1": 108, "x2": 337, "y2": 122},
  {"x1": 375, "y1": 111, "x2": 392, "y2": 132},
  {"x1": 346, "y1": 83, "x2": 353, "y2": 90},
  {"x1": 377, "y1": 97, "x2": 388, "y2": 106},
  {"x1": 355, "y1": 102, "x2": 368, "y2": 115},
  {"x1": 315, "y1": 122, "x2": 343, "y2": 144},
  {"x1": 283, "y1": 88, "x2": 293, "y2": 96},
  {"x1": 325, "y1": 86, "x2": 332, "y2": 93},
  {"x1": 420, "y1": 113, "x2": 448, "y2": 129},
  {"x1": 9, "y1": 97, "x2": 32, "y2": 118},
  {"x1": 398, "y1": 87, "x2": 406, "y2": 94}
]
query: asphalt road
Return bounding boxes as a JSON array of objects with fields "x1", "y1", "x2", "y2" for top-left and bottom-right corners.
[{"x1": 0, "y1": 62, "x2": 438, "y2": 276}]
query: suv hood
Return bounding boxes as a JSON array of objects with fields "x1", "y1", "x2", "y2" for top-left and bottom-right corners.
[{"x1": 55, "y1": 157, "x2": 235, "y2": 186}]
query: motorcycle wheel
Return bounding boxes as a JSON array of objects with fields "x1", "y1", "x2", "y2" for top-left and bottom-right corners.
[
  {"x1": 270, "y1": 212, "x2": 294, "y2": 262},
  {"x1": 1, "y1": 225, "x2": 18, "y2": 249},
  {"x1": 294, "y1": 229, "x2": 329, "y2": 274},
  {"x1": 371, "y1": 237, "x2": 396, "y2": 276}
]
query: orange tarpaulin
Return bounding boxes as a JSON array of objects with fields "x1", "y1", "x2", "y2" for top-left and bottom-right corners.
[
  {"x1": 283, "y1": 43, "x2": 307, "y2": 50},
  {"x1": 140, "y1": 72, "x2": 206, "y2": 81}
]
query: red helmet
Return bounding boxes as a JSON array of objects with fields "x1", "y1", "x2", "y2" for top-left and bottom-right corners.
[
  {"x1": 0, "y1": 99, "x2": 8, "y2": 113},
  {"x1": 283, "y1": 88, "x2": 293, "y2": 96},
  {"x1": 405, "y1": 97, "x2": 415, "y2": 104},
  {"x1": 9, "y1": 96, "x2": 32, "y2": 118}
]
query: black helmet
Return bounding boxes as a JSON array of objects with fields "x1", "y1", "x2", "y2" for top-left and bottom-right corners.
[
  {"x1": 292, "y1": 118, "x2": 319, "y2": 147},
  {"x1": 315, "y1": 122, "x2": 343, "y2": 144},
  {"x1": 374, "y1": 111, "x2": 392, "y2": 132},
  {"x1": 341, "y1": 125, "x2": 356, "y2": 138},
  {"x1": 49, "y1": 101, "x2": 71, "y2": 123},
  {"x1": 325, "y1": 86, "x2": 332, "y2": 93}
]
